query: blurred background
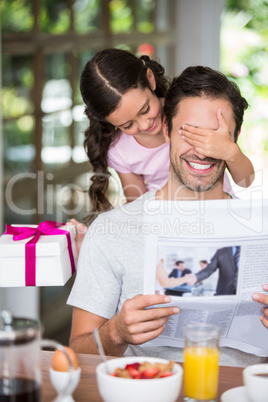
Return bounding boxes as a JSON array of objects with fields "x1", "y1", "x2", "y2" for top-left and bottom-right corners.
[{"x1": 0, "y1": 0, "x2": 267, "y2": 344}]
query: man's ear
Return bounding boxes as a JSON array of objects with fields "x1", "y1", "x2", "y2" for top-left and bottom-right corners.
[
  {"x1": 163, "y1": 117, "x2": 170, "y2": 144},
  {"x1": 146, "y1": 68, "x2": 156, "y2": 91}
]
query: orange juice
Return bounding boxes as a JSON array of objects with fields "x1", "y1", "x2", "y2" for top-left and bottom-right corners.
[{"x1": 184, "y1": 346, "x2": 219, "y2": 400}]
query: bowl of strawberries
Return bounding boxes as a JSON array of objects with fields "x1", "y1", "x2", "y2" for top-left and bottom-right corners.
[{"x1": 96, "y1": 356, "x2": 183, "y2": 402}]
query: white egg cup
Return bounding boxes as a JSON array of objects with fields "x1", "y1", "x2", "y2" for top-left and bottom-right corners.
[{"x1": 49, "y1": 367, "x2": 81, "y2": 402}]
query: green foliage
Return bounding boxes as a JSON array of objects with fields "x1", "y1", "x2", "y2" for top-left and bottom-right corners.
[
  {"x1": 1, "y1": 88, "x2": 33, "y2": 119},
  {"x1": 3, "y1": 118, "x2": 35, "y2": 173},
  {"x1": 225, "y1": 0, "x2": 268, "y2": 30},
  {"x1": 1, "y1": 55, "x2": 34, "y2": 118},
  {"x1": 137, "y1": 0, "x2": 155, "y2": 32},
  {"x1": 45, "y1": 53, "x2": 70, "y2": 80},
  {"x1": 221, "y1": 2, "x2": 268, "y2": 156},
  {"x1": 1, "y1": 0, "x2": 34, "y2": 32},
  {"x1": 39, "y1": 0, "x2": 70, "y2": 33},
  {"x1": 137, "y1": 21, "x2": 154, "y2": 33},
  {"x1": 109, "y1": 0, "x2": 133, "y2": 33},
  {"x1": 74, "y1": 0, "x2": 101, "y2": 33}
]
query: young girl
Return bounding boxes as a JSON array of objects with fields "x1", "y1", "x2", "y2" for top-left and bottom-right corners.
[{"x1": 75, "y1": 48, "x2": 254, "y2": 231}]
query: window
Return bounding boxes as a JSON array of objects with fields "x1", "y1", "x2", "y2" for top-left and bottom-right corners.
[
  {"x1": 1, "y1": 0, "x2": 175, "y2": 225},
  {"x1": 221, "y1": 0, "x2": 268, "y2": 198},
  {"x1": 1, "y1": 0, "x2": 175, "y2": 343}
]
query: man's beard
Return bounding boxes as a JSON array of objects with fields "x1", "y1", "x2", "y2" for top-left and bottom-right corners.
[{"x1": 170, "y1": 150, "x2": 226, "y2": 193}]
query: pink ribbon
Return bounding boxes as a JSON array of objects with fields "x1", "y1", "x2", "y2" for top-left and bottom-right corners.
[{"x1": 4, "y1": 221, "x2": 76, "y2": 286}]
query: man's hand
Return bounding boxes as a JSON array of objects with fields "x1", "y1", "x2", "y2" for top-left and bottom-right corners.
[
  {"x1": 184, "y1": 274, "x2": 197, "y2": 286},
  {"x1": 111, "y1": 294, "x2": 180, "y2": 346},
  {"x1": 252, "y1": 284, "x2": 268, "y2": 329},
  {"x1": 70, "y1": 294, "x2": 179, "y2": 356},
  {"x1": 178, "y1": 108, "x2": 238, "y2": 162}
]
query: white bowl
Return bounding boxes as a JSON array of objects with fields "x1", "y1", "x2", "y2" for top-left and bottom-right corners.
[{"x1": 96, "y1": 356, "x2": 183, "y2": 402}]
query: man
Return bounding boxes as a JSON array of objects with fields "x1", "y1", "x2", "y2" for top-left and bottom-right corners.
[
  {"x1": 164, "y1": 260, "x2": 193, "y2": 297},
  {"x1": 199, "y1": 260, "x2": 208, "y2": 270},
  {"x1": 168, "y1": 260, "x2": 192, "y2": 279},
  {"x1": 68, "y1": 66, "x2": 268, "y2": 366},
  {"x1": 186, "y1": 246, "x2": 241, "y2": 295}
]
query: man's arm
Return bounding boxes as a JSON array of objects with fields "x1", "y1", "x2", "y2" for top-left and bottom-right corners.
[
  {"x1": 182, "y1": 268, "x2": 192, "y2": 276},
  {"x1": 157, "y1": 260, "x2": 189, "y2": 287},
  {"x1": 69, "y1": 294, "x2": 180, "y2": 356},
  {"x1": 194, "y1": 254, "x2": 219, "y2": 283},
  {"x1": 183, "y1": 254, "x2": 220, "y2": 286},
  {"x1": 69, "y1": 308, "x2": 110, "y2": 354}
]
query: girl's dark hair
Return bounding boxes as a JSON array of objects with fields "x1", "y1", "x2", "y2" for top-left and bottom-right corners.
[
  {"x1": 80, "y1": 48, "x2": 169, "y2": 224},
  {"x1": 164, "y1": 65, "x2": 248, "y2": 142}
]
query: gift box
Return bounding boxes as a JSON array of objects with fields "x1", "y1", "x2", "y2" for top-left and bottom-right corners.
[{"x1": 0, "y1": 221, "x2": 78, "y2": 287}]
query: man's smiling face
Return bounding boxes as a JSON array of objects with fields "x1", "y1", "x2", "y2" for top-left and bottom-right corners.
[{"x1": 164, "y1": 96, "x2": 236, "y2": 194}]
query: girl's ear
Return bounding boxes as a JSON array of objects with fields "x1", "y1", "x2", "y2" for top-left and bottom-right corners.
[
  {"x1": 163, "y1": 117, "x2": 170, "y2": 144},
  {"x1": 146, "y1": 68, "x2": 156, "y2": 91}
]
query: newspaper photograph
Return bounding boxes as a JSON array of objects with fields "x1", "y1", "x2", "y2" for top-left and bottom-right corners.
[{"x1": 142, "y1": 198, "x2": 268, "y2": 357}]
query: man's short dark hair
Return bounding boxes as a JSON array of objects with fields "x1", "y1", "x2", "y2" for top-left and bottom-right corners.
[{"x1": 164, "y1": 66, "x2": 248, "y2": 142}]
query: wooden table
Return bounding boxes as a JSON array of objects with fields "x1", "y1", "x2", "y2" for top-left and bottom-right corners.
[{"x1": 41, "y1": 350, "x2": 243, "y2": 401}]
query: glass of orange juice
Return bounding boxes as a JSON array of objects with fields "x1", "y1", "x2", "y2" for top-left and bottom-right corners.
[{"x1": 183, "y1": 323, "x2": 220, "y2": 401}]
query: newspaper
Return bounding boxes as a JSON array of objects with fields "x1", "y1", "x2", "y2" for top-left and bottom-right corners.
[{"x1": 142, "y1": 197, "x2": 268, "y2": 357}]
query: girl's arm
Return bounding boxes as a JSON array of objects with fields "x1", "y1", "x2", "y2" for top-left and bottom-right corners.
[
  {"x1": 224, "y1": 143, "x2": 255, "y2": 188},
  {"x1": 179, "y1": 109, "x2": 255, "y2": 188},
  {"x1": 117, "y1": 171, "x2": 147, "y2": 202}
]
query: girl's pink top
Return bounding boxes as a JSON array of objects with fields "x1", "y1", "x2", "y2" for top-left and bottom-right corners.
[
  {"x1": 108, "y1": 132, "x2": 170, "y2": 191},
  {"x1": 108, "y1": 132, "x2": 232, "y2": 193}
]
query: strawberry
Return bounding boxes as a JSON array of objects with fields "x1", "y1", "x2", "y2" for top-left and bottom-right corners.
[
  {"x1": 140, "y1": 367, "x2": 160, "y2": 379},
  {"x1": 126, "y1": 363, "x2": 140, "y2": 370},
  {"x1": 160, "y1": 371, "x2": 173, "y2": 378},
  {"x1": 127, "y1": 366, "x2": 142, "y2": 379}
]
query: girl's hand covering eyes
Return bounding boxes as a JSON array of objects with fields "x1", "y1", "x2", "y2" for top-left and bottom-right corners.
[{"x1": 178, "y1": 109, "x2": 238, "y2": 162}]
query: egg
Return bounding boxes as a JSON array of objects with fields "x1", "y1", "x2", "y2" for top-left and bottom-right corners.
[{"x1": 52, "y1": 346, "x2": 79, "y2": 372}]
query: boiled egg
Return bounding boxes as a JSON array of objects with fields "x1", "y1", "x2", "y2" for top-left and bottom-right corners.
[{"x1": 52, "y1": 346, "x2": 79, "y2": 372}]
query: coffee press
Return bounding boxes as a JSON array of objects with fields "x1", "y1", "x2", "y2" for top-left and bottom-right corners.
[
  {"x1": 0, "y1": 310, "x2": 75, "y2": 401},
  {"x1": 0, "y1": 310, "x2": 41, "y2": 401}
]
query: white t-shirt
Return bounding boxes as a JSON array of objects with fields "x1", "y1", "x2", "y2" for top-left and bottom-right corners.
[
  {"x1": 107, "y1": 132, "x2": 233, "y2": 194},
  {"x1": 67, "y1": 192, "x2": 265, "y2": 367}
]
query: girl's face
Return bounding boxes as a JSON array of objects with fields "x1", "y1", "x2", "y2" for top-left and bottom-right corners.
[{"x1": 105, "y1": 75, "x2": 163, "y2": 138}]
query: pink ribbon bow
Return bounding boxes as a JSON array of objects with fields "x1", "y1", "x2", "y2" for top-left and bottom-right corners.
[{"x1": 4, "y1": 221, "x2": 76, "y2": 286}]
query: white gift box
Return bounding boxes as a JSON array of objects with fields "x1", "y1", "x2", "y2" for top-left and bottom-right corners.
[{"x1": 0, "y1": 224, "x2": 78, "y2": 287}]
